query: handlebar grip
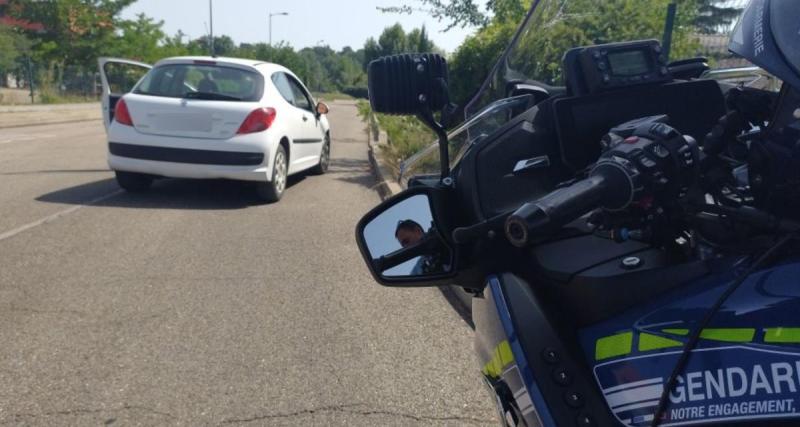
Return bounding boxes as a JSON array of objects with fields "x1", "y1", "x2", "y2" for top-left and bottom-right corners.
[{"x1": 504, "y1": 163, "x2": 632, "y2": 247}]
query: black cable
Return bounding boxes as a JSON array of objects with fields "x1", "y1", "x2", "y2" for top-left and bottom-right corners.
[{"x1": 650, "y1": 231, "x2": 799, "y2": 427}]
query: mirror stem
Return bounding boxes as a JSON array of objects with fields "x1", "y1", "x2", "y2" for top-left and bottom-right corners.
[
  {"x1": 435, "y1": 125, "x2": 449, "y2": 182},
  {"x1": 417, "y1": 109, "x2": 450, "y2": 181}
]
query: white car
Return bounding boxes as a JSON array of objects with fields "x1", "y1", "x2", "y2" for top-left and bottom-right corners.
[{"x1": 98, "y1": 56, "x2": 331, "y2": 202}]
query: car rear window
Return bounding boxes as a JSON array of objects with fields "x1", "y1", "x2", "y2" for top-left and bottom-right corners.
[{"x1": 134, "y1": 63, "x2": 264, "y2": 102}]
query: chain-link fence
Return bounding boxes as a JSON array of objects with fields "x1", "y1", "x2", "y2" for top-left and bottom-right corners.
[{"x1": 2, "y1": 60, "x2": 100, "y2": 104}]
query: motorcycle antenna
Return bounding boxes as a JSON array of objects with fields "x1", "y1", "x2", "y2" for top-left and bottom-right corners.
[{"x1": 661, "y1": 2, "x2": 677, "y2": 62}]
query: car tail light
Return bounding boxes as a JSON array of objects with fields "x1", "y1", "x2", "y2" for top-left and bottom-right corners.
[
  {"x1": 114, "y1": 99, "x2": 134, "y2": 126},
  {"x1": 237, "y1": 108, "x2": 277, "y2": 134}
]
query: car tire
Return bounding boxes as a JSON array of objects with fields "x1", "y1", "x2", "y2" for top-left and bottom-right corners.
[
  {"x1": 309, "y1": 134, "x2": 330, "y2": 175},
  {"x1": 115, "y1": 171, "x2": 153, "y2": 192},
  {"x1": 256, "y1": 144, "x2": 287, "y2": 203}
]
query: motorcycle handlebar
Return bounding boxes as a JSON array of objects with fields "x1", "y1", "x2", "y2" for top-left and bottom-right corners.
[{"x1": 504, "y1": 163, "x2": 632, "y2": 247}]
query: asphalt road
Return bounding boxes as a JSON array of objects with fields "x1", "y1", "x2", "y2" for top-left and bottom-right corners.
[{"x1": 0, "y1": 102, "x2": 497, "y2": 426}]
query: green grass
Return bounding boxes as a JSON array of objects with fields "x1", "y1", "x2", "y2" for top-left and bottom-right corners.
[
  {"x1": 356, "y1": 100, "x2": 435, "y2": 173},
  {"x1": 37, "y1": 92, "x2": 97, "y2": 104},
  {"x1": 312, "y1": 92, "x2": 355, "y2": 101},
  {"x1": 0, "y1": 89, "x2": 97, "y2": 105}
]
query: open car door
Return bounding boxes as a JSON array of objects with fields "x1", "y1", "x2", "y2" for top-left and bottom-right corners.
[{"x1": 98, "y1": 57, "x2": 152, "y2": 131}]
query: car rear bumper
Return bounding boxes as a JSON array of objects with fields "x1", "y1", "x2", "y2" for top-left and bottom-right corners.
[
  {"x1": 106, "y1": 122, "x2": 275, "y2": 182},
  {"x1": 108, "y1": 149, "x2": 269, "y2": 182},
  {"x1": 109, "y1": 142, "x2": 264, "y2": 166}
]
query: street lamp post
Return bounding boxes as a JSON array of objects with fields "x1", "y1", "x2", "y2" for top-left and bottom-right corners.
[
  {"x1": 269, "y1": 12, "x2": 289, "y2": 46},
  {"x1": 209, "y1": 0, "x2": 214, "y2": 56}
]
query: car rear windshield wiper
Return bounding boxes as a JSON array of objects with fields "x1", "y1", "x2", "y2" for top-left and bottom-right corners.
[{"x1": 183, "y1": 91, "x2": 242, "y2": 101}]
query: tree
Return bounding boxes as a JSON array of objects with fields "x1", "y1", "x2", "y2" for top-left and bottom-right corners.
[
  {"x1": 188, "y1": 35, "x2": 237, "y2": 57},
  {"x1": 377, "y1": 0, "x2": 487, "y2": 30},
  {"x1": 363, "y1": 37, "x2": 381, "y2": 70},
  {"x1": 407, "y1": 25, "x2": 436, "y2": 53},
  {"x1": 379, "y1": 0, "x2": 740, "y2": 36},
  {"x1": 694, "y1": 0, "x2": 744, "y2": 34},
  {"x1": 447, "y1": 0, "x2": 701, "y2": 115},
  {"x1": 363, "y1": 23, "x2": 440, "y2": 69},
  {"x1": 237, "y1": 42, "x2": 309, "y2": 82},
  {"x1": 158, "y1": 30, "x2": 193, "y2": 58},
  {"x1": 8, "y1": 0, "x2": 136, "y2": 68},
  {"x1": 109, "y1": 13, "x2": 166, "y2": 63},
  {"x1": 377, "y1": 0, "x2": 531, "y2": 30},
  {"x1": 448, "y1": 19, "x2": 516, "y2": 106},
  {"x1": 378, "y1": 24, "x2": 408, "y2": 56},
  {"x1": 0, "y1": 26, "x2": 31, "y2": 84}
]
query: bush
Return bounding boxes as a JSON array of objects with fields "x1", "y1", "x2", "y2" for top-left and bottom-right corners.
[
  {"x1": 341, "y1": 86, "x2": 369, "y2": 99},
  {"x1": 357, "y1": 100, "x2": 435, "y2": 172}
]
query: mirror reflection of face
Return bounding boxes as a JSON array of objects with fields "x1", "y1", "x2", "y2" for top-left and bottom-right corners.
[
  {"x1": 363, "y1": 195, "x2": 433, "y2": 256},
  {"x1": 363, "y1": 194, "x2": 447, "y2": 277},
  {"x1": 395, "y1": 221, "x2": 424, "y2": 248}
]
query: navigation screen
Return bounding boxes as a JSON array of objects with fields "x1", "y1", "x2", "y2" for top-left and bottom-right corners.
[{"x1": 608, "y1": 50, "x2": 650, "y2": 76}]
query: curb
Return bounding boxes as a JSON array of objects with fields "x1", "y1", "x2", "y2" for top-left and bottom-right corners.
[
  {"x1": 366, "y1": 122, "x2": 402, "y2": 201},
  {"x1": 0, "y1": 118, "x2": 101, "y2": 130},
  {"x1": 0, "y1": 102, "x2": 100, "y2": 113},
  {"x1": 0, "y1": 103, "x2": 102, "y2": 129}
]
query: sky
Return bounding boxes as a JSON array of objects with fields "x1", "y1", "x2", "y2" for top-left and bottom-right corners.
[{"x1": 120, "y1": 0, "x2": 477, "y2": 54}]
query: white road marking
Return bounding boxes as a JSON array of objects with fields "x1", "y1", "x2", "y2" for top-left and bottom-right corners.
[
  {"x1": 0, "y1": 130, "x2": 104, "y2": 145},
  {"x1": 0, "y1": 133, "x2": 56, "y2": 145},
  {"x1": 0, "y1": 189, "x2": 123, "y2": 243}
]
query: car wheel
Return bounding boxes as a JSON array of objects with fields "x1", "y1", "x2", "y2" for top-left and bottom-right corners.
[
  {"x1": 309, "y1": 134, "x2": 330, "y2": 175},
  {"x1": 115, "y1": 171, "x2": 153, "y2": 192},
  {"x1": 256, "y1": 144, "x2": 287, "y2": 203}
]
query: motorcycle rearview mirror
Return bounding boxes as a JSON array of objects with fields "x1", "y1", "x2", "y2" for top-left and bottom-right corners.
[
  {"x1": 355, "y1": 187, "x2": 456, "y2": 287},
  {"x1": 367, "y1": 53, "x2": 453, "y2": 180}
]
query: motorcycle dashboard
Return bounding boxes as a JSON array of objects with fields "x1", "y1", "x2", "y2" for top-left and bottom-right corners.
[{"x1": 564, "y1": 40, "x2": 673, "y2": 97}]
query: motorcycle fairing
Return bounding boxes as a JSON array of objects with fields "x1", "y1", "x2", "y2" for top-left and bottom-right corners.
[
  {"x1": 580, "y1": 260, "x2": 800, "y2": 426},
  {"x1": 476, "y1": 274, "x2": 619, "y2": 426},
  {"x1": 476, "y1": 276, "x2": 554, "y2": 426}
]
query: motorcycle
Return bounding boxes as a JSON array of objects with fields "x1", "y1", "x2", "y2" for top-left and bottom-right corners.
[{"x1": 355, "y1": 0, "x2": 800, "y2": 426}]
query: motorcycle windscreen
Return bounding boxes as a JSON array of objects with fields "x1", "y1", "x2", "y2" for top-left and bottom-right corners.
[
  {"x1": 400, "y1": 95, "x2": 531, "y2": 183},
  {"x1": 463, "y1": 0, "x2": 701, "y2": 120},
  {"x1": 463, "y1": 0, "x2": 542, "y2": 120}
]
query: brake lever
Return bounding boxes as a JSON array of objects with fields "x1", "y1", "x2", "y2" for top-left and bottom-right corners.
[{"x1": 452, "y1": 213, "x2": 509, "y2": 245}]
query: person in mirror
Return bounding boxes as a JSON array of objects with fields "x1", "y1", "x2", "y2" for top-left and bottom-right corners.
[
  {"x1": 394, "y1": 219, "x2": 448, "y2": 275},
  {"x1": 395, "y1": 219, "x2": 425, "y2": 249}
]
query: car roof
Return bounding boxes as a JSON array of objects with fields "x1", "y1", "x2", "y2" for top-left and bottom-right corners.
[{"x1": 154, "y1": 56, "x2": 290, "y2": 75}]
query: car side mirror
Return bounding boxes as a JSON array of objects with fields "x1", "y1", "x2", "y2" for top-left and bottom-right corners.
[
  {"x1": 367, "y1": 53, "x2": 453, "y2": 180},
  {"x1": 316, "y1": 101, "x2": 329, "y2": 116},
  {"x1": 355, "y1": 187, "x2": 456, "y2": 286}
]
